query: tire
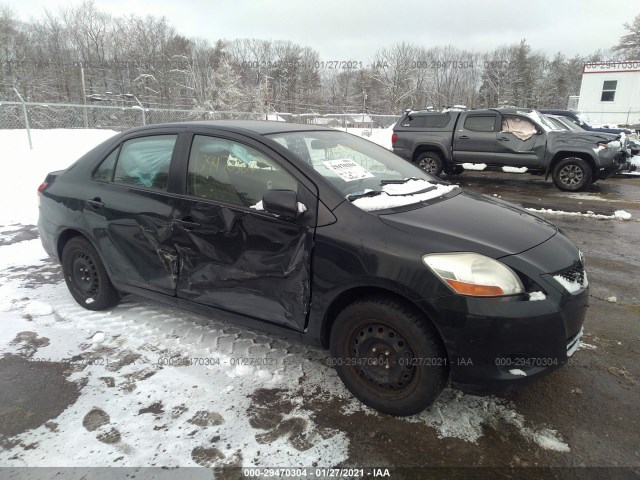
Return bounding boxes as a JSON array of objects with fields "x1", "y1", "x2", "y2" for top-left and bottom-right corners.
[
  {"x1": 61, "y1": 237, "x2": 120, "y2": 311},
  {"x1": 415, "y1": 152, "x2": 444, "y2": 176},
  {"x1": 330, "y1": 297, "x2": 447, "y2": 416},
  {"x1": 552, "y1": 157, "x2": 592, "y2": 192}
]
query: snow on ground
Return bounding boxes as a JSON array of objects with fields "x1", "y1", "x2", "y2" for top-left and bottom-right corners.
[
  {"x1": 526, "y1": 207, "x2": 633, "y2": 221},
  {"x1": 333, "y1": 126, "x2": 394, "y2": 150},
  {"x1": 0, "y1": 129, "x2": 118, "y2": 225},
  {"x1": 0, "y1": 129, "x2": 573, "y2": 466}
]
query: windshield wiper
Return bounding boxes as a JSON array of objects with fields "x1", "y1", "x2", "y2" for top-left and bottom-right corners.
[
  {"x1": 346, "y1": 190, "x2": 382, "y2": 201},
  {"x1": 380, "y1": 177, "x2": 419, "y2": 185}
]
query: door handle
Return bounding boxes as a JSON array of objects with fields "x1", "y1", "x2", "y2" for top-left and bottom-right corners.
[
  {"x1": 86, "y1": 198, "x2": 104, "y2": 209},
  {"x1": 458, "y1": 135, "x2": 469, "y2": 140},
  {"x1": 172, "y1": 218, "x2": 201, "y2": 230}
]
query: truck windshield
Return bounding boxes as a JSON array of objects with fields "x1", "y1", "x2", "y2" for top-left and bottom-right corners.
[
  {"x1": 267, "y1": 130, "x2": 459, "y2": 211},
  {"x1": 522, "y1": 110, "x2": 559, "y2": 132}
]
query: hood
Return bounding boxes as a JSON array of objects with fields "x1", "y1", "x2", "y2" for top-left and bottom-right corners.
[
  {"x1": 547, "y1": 130, "x2": 618, "y2": 145},
  {"x1": 379, "y1": 190, "x2": 557, "y2": 258}
]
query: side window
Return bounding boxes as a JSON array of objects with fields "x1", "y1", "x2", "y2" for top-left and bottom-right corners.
[
  {"x1": 113, "y1": 135, "x2": 177, "y2": 190},
  {"x1": 92, "y1": 147, "x2": 119, "y2": 182},
  {"x1": 501, "y1": 116, "x2": 537, "y2": 140},
  {"x1": 463, "y1": 115, "x2": 497, "y2": 132},
  {"x1": 187, "y1": 135, "x2": 298, "y2": 208}
]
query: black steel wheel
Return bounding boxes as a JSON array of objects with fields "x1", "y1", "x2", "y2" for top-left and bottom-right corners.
[
  {"x1": 330, "y1": 297, "x2": 447, "y2": 416},
  {"x1": 552, "y1": 157, "x2": 592, "y2": 191},
  {"x1": 415, "y1": 152, "x2": 444, "y2": 176},
  {"x1": 61, "y1": 236, "x2": 120, "y2": 311}
]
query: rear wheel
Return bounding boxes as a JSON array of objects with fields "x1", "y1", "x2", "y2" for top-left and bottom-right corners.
[
  {"x1": 552, "y1": 157, "x2": 592, "y2": 191},
  {"x1": 330, "y1": 297, "x2": 447, "y2": 416},
  {"x1": 415, "y1": 152, "x2": 444, "y2": 176},
  {"x1": 61, "y1": 237, "x2": 119, "y2": 310}
]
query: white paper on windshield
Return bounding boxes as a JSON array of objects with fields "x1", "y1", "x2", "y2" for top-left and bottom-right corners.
[{"x1": 322, "y1": 159, "x2": 375, "y2": 182}]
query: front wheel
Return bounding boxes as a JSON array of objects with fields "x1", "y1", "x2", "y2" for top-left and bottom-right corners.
[
  {"x1": 61, "y1": 237, "x2": 120, "y2": 311},
  {"x1": 552, "y1": 157, "x2": 593, "y2": 191},
  {"x1": 415, "y1": 152, "x2": 444, "y2": 176},
  {"x1": 330, "y1": 297, "x2": 447, "y2": 416}
]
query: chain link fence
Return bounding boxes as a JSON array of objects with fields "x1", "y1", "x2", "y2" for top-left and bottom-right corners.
[{"x1": 0, "y1": 101, "x2": 402, "y2": 148}]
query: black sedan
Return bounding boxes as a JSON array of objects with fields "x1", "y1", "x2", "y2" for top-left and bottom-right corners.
[{"x1": 37, "y1": 121, "x2": 588, "y2": 415}]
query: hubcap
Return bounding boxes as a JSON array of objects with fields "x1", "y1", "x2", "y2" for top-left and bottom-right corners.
[
  {"x1": 559, "y1": 164, "x2": 583, "y2": 186},
  {"x1": 418, "y1": 158, "x2": 437, "y2": 174},
  {"x1": 351, "y1": 323, "x2": 416, "y2": 390},
  {"x1": 71, "y1": 253, "x2": 98, "y2": 296}
]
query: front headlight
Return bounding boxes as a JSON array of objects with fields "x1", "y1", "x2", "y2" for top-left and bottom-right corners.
[{"x1": 422, "y1": 253, "x2": 524, "y2": 297}]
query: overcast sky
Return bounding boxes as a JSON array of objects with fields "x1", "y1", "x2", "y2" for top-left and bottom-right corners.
[{"x1": 5, "y1": 0, "x2": 639, "y2": 60}]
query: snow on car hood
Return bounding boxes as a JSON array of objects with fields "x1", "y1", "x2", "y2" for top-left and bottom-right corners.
[
  {"x1": 379, "y1": 190, "x2": 558, "y2": 258},
  {"x1": 351, "y1": 179, "x2": 459, "y2": 211}
]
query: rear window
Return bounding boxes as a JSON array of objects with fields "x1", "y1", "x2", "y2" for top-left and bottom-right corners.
[{"x1": 400, "y1": 113, "x2": 450, "y2": 128}]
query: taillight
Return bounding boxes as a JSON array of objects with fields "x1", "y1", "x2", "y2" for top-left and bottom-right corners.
[
  {"x1": 37, "y1": 181, "x2": 47, "y2": 207},
  {"x1": 391, "y1": 133, "x2": 397, "y2": 146}
]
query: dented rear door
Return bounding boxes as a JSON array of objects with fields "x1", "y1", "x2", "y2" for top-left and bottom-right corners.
[{"x1": 82, "y1": 132, "x2": 184, "y2": 296}]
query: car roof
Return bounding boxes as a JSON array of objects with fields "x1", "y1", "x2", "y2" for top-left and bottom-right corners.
[{"x1": 123, "y1": 120, "x2": 333, "y2": 136}]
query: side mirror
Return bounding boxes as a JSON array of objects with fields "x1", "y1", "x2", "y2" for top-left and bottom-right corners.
[{"x1": 263, "y1": 189, "x2": 298, "y2": 218}]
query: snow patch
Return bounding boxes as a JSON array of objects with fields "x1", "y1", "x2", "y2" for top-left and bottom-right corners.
[
  {"x1": 613, "y1": 210, "x2": 631, "y2": 220},
  {"x1": 528, "y1": 291, "x2": 546, "y2": 301},
  {"x1": 606, "y1": 296, "x2": 618, "y2": 303},
  {"x1": 502, "y1": 166, "x2": 528, "y2": 173},
  {"x1": 24, "y1": 300, "x2": 54, "y2": 317},
  {"x1": 509, "y1": 369, "x2": 527, "y2": 377},
  {"x1": 462, "y1": 163, "x2": 487, "y2": 171},
  {"x1": 527, "y1": 207, "x2": 632, "y2": 221},
  {"x1": 351, "y1": 179, "x2": 458, "y2": 211},
  {"x1": 553, "y1": 272, "x2": 588, "y2": 294}
]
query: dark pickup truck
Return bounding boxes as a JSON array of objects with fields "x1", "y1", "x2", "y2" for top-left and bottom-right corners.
[{"x1": 392, "y1": 108, "x2": 632, "y2": 191}]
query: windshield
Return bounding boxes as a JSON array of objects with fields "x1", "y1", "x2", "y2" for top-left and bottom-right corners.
[
  {"x1": 554, "y1": 116, "x2": 585, "y2": 132},
  {"x1": 266, "y1": 130, "x2": 458, "y2": 211},
  {"x1": 544, "y1": 115, "x2": 567, "y2": 130},
  {"x1": 522, "y1": 110, "x2": 559, "y2": 132}
]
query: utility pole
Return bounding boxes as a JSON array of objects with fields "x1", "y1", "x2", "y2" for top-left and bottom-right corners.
[
  {"x1": 363, "y1": 90, "x2": 367, "y2": 126},
  {"x1": 263, "y1": 75, "x2": 272, "y2": 120},
  {"x1": 80, "y1": 65, "x2": 88, "y2": 128}
]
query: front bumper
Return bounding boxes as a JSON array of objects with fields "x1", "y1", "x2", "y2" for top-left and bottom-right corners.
[
  {"x1": 419, "y1": 232, "x2": 588, "y2": 394},
  {"x1": 597, "y1": 148, "x2": 630, "y2": 179}
]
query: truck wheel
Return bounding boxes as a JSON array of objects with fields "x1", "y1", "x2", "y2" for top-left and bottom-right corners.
[
  {"x1": 415, "y1": 152, "x2": 444, "y2": 176},
  {"x1": 62, "y1": 237, "x2": 120, "y2": 311},
  {"x1": 552, "y1": 157, "x2": 592, "y2": 192},
  {"x1": 330, "y1": 297, "x2": 447, "y2": 416}
]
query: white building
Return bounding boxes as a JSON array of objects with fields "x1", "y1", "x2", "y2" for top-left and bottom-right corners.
[{"x1": 576, "y1": 61, "x2": 640, "y2": 126}]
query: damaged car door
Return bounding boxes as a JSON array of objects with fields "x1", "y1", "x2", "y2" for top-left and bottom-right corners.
[
  {"x1": 87, "y1": 133, "x2": 181, "y2": 295},
  {"x1": 495, "y1": 114, "x2": 546, "y2": 167},
  {"x1": 171, "y1": 133, "x2": 316, "y2": 330}
]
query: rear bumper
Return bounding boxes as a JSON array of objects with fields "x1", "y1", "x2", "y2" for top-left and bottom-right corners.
[{"x1": 37, "y1": 215, "x2": 58, "y2": 259}]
